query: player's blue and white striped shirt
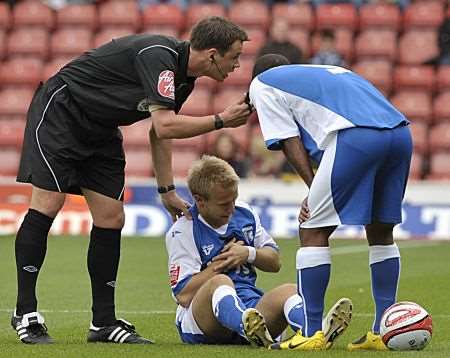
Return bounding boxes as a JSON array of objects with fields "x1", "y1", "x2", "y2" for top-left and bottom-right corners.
[
  {"x1": 249, "y1": 65, "x2": 408, "y2": 163},
  {"x1": 165, "y1": 201, "x2": 278, "y2": 302}
]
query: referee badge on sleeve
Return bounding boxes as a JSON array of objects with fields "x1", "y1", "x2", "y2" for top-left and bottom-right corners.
[{"x1": 158, "y1": 70, "x2": 175, "y2": 100}]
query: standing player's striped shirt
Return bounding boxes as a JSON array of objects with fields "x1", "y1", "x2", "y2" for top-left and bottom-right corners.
[{"x1": 249, "y1": 65, "x2": 408, "y2": 164}]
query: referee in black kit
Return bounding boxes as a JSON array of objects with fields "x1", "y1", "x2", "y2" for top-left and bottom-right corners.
[{"x1": 12, "y1": 16, "x2": 252, "y2": 344}]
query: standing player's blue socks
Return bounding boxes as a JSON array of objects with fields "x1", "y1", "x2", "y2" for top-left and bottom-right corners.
[
  {"x1": 283, "y1": 294, "x2": 305, "y2": 332},
  {"x1": 370, "y1": 244, "x2": 401, "y2": 334},
  {"x1": 296, "y1": 247, "x2": 331, "y2": 337},
  {"x1": 211, "y1": 285, "x2": 246, "y2": 337}
]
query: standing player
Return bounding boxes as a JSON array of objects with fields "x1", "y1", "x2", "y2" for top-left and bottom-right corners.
[
  {"x1": 166, "y1": 155, "x2": 352, "y2": 348},
  {"x1": 12, "y1": 17, "x2": 252, "y2": 344},
  {"x1": 248, "y1": 54, "x2": 412, "y2": 351}
]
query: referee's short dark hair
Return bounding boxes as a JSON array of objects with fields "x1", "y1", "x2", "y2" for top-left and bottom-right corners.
[
  {"x1": 190, "y1": 16, "x2": 248, "y2": 56},
  {"x1": 252, "y1": 54, "x2": 290, "y2": 79}
]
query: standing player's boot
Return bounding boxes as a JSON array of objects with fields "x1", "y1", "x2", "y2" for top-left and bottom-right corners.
[
  {"x1": 347, "y1": 331, "x2": 388, "y2": 351},
  {"x1": 322, "y1": 297, "x2": 353, "y2": 349},
  {"x1": 11, "y1": 310, "x2": 53, "y2": 344},
  {"x1": 242, "y1": 308, "x2": 274, "y2": 348},
  {"x1": 87, "y1": 318, "x2": 154, "y2": 344}
]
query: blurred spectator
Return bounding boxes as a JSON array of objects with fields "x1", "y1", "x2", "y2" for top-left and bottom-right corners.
[
  {"x1": 1, "y1": 0, "x2": 17, "y2": 7},
  {"x1": 424, "y1": 18, "x2": 450, "y2": 66},
  {"x1": 249, "y1": 135, "x2": 284, "y2": 177},
  {"x1": 257, "y1": 18, "x2": 303, "y2": 64},
  {"x1": 211, "y1": 132, "x2": 250, "y2": 178},
  {"x1": 311, "y1": 28, "x2": 345, "y2": 67},
  {"x1": 43, "y1": 0, "x2": 97, "y2": 10}
]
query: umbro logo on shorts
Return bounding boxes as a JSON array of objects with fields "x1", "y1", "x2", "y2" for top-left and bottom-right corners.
[{"x1": 23, "y1": 266, "x2": 38, "y2": 273}]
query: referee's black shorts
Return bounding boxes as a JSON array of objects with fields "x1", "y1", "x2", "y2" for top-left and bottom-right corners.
[{"x1": 17, "y1": 76, "x2": 126, "y2": 201}]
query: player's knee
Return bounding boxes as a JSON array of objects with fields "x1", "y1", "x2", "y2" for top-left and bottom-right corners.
[
  {"x1": 208, "y1": 274, "x2": 233, "y2": 289},
  {"x1": 93, "y1": 208, "x2": 125, "y2": 229},
  {"x1": 366, "y1": 223, "x2": 394, "y2": 245}
]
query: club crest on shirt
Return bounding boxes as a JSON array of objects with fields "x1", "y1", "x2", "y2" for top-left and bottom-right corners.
[
  {"x1": 242, "y1": 226, "x2": 254, "y2": 244},
  {"x1": 202, "y1": 244, "x2": 214, "y2": 256},
  {"x1": 158, "y1": 70, "x2": 175, "y2": 100},
  {"x1": 169, "y1": 264, "x2": 180, "y2": 287}
]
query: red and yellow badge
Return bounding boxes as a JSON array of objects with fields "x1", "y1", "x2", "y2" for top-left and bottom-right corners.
[
  {"x1": 169, "y1": 264, "x2": 180, "y2": 287},
  {"x1": 158, "y1": 70, "x2": 175, "y2": 100}
]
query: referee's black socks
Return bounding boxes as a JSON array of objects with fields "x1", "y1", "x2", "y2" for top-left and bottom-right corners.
[
  {"x1": 88, "y1": 225, "x2": 121, "y2": 327},
  {"x1": 15, "y1": 209, "x2": 54, "y2": 315}
]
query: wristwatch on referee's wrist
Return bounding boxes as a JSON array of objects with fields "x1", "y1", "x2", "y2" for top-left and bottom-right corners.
[
  {"x1": 157, "y1": 184, "x2": 176, "y2": 194},
  {"x1": 214, "y1": 114, "x2": 224, "y2": 130}
]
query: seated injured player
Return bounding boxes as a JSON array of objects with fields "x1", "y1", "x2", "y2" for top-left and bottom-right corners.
[{"x1": 165, "y1": 155, "x2": 351, "y2": 347}]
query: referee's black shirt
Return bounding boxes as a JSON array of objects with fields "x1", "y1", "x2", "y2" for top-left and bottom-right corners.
[{"x1": 58, "y1": 34, "x2": 196, "y2": 128}]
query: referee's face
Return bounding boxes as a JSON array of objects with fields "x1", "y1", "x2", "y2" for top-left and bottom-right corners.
[{"x1": 197, "y1": 184, "x2": 238, "y2": 228}]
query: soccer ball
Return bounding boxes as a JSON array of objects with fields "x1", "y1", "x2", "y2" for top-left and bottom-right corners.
[{"x1": 380, "y1": 301, "x2": 432, "y2": 351}]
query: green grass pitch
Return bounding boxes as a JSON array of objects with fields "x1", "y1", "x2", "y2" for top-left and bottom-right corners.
[{"x1": 0, "y1": 236, "x2": 449, "y2": 357}]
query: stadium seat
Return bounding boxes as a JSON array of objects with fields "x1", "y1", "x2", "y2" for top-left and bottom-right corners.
[
  {"x1": 98, "y1": 0, "x2": 141, "y2": 32},
  {"x1": 141, "y1": 25, "x2": 179, "y2": 38},
  {"x1": 409, "y1": 122, "x2": 428, "y2": 154},
  {"x1": 12, "y1": 0, "x2": 55, "y2": 29},
  {"x1": 287, "y1": 28, "x2": 311, "y2": 59},
  {"x1": 185, "y1": 3, "x2": 226, "y2": 30},
  {"x1": 42, "y1": 57, "x2": 73, "y2": 80},
  {"x1": 429, "y1": 122, "x2": 450, "y2": 152},
  {"x1": 172, "y1": 149, "x2": 199, "y2": 178},
  {"x1": 228, "y1": 1, "x2": 271, "y2": 31},
  {"x1": 403, "y1": 1, "x2": 444, "y2": 30},
  {"x1": 433, "y1": 91, "x2": 450, "y2": 122},
  {"x1": 93, "y1": 28, "x2": 134, "y2": 48},
  {"x1": 0, "y1": 57, "x2": 43, "y2": 87},
  {"x1": 124, "y1": 149, "x2": 153, "y2": 178},
  {"x1": 212, "y1": 88, "x2": 246, "y2": 114},
  {"x1": 316, "y1": 3, "x2": 357, "y2": 31},
  {"x1": 56, "y1": 3, "x2": 98, "y2": 30},
  {"x1": 0, "y1": 119, "x2": 25, "y2": 148},
  {"x1": 398, "y1": 30, "x2": 439, "y2": 65},
  {"x1": 172, "y1": 136, "x2": 206, "y2": 153},
  {"x1": 0, "y1": 2, "x2": 11, "y2": 30},
  {"x1": 352, "y1": 60, "x2": 393, "y2": 96},
  {"x1": 393, "y1": 66, "x2": 436, "y2": 93},
  {"x1": 359, "y1": 3, "x2": 401, "y2": 32},
  {"x1": 179, "y1": 88, "x2": 212, "y2": 117},
  {"x1": 0, "y1": 30, "x2": 6, "y2": 60},
  {"x1": 436, "y1": 66, "x2": 450, "y2": 92},
  {"x1": 50, "y1": 28, "x2": 93, "y2": 58},
  {"x1": 222, "y1": 57, "x2": 253, "y2": 88},
  {"x1": 6, "y1": 28, "x2": 49, "y2": 59},
  {"x1": 390, "y1": 91, "x2": 432, "y2": 122},
  {"x1": 121, "y1": 120, "x2": 151, "y2": 149},
  {"x1": 354, "y1": 29, "x2": 397, "y2": 62},
  {"x1": 0, "y1": 87, "x2": 34, "y2": 119},
  {"x1": 0, "y1": 148, "x2": 21, "y2": 177},
  {"x1": 427, "y1": 152, "x2": 450, "y2": 180},
  {"x1": 272, "y1": 3, "x2": 315, "y2": 31},
  {"x1": 409, "y1": 152, "x2": 423, "y2": 180},
  {"x1": 311, "y1": 28, "x2": 353, "y2": 62},
  {"x1": 142, "y1": 4, "x2": 184, "y2": 33},
  {"x1": 242, "y1": 28, "x2": 266, "y2": 58}
]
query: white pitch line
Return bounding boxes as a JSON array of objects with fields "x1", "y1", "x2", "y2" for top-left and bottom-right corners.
[{"x1": 0, "y1": 308, "x2": 449, "y2": 319}]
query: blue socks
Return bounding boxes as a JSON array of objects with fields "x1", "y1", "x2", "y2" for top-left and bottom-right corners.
[
  {"x1": 283, "y1": 294, "x2": 305, "y2": 333},
  {"x1": 369, "y1": 244, "x2": 401, "y2": 334},
  {"x1": 296, "y1": 247, "x2": 331, "y2": 337},
  {"x1": 212, "y1": 285, "x2": 246, "y2": 337}
]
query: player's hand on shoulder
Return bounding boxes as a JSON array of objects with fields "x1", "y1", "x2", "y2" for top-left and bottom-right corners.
[
  {"x1": 298, "y1": 196, "x2": 310, "y2": 223},
  {"x1": 220, "y1": 94, "x2": 253, "y2": 128},
  {"x1": 161, "y1": 191, "x2": 192, "y2": 222}
]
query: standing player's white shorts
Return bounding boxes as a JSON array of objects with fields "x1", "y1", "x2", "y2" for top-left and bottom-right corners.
[{"x1": 302, "y1": 125, "x2": 412, "y2": 228}]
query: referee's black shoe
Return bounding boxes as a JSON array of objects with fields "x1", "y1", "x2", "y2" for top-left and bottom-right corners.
[
  {"x1": 87, "y1": 318, "x2": 154, "y2": 344},
  {"x1": 11, "y1": 310, "x2": 53, "y2": 344}
]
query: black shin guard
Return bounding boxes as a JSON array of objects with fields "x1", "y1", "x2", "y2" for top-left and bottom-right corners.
[
  {"x1": 15, "y1": 209, "x2": 54, "y2": 315},
  {"x1": 88, "y1": 225, "x2": 121, "y2": 327}
]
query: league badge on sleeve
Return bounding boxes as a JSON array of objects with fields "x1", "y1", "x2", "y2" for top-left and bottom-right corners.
[
  {"x1": 158, "y1": 70, "x2": 175, "y2": 100},
  {"x1": 169, "y1": 264, "x2": 180, "y2": 287}
]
